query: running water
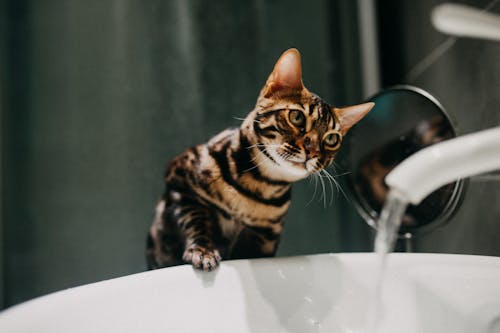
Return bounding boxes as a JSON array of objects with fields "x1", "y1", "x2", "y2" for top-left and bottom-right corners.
[
  {"x1": 374, "y1": 190, "x2": 408, "y2": 257},
  {"x1": 366, "y1": 190, "x2": 409, "y2": 332}
]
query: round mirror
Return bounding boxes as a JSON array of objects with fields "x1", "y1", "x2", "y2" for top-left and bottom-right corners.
[{"x1": 338, "y1": 86, "x2": 466, "y2": 238}]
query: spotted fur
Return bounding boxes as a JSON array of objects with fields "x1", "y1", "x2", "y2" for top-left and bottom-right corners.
[{"x1": 146, "y1": 49, "x2": 373, "y2": 271}]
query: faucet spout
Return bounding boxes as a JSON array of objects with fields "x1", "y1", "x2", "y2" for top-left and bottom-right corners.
[{"x1": 385, "y1": 126, "x2": 500, "y2": 205}]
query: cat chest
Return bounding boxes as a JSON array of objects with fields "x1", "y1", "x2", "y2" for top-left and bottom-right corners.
[
  {"x1": 215, "y1": 211, "x2": 241, "y2": 240},
  {"x1": 213, "y1": 206, "x2": 284, "y2": 241},
  {"x1": 191, "y1": 171, "x2": 291, "y2": 225}
]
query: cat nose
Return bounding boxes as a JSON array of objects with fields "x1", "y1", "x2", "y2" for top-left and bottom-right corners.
[{"x1": 303, "y1": 135, "x2": 319, "y2": 158}]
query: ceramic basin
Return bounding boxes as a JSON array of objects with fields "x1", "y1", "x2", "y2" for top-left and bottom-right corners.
[{"x1": 1, "y1": 253, "x2": 500, "y2": 333}]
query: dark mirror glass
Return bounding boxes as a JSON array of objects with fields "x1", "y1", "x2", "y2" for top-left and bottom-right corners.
[{"x1": 338, "y1": 86, "x2": 465, "y2": 237}]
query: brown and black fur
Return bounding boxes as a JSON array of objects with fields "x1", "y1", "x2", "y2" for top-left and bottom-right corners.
[{"x1": 146, "y1": 49, "x2": 374, "y2": 271}]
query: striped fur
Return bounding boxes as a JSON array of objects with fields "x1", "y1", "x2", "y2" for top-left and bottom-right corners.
[{"x1": 146, "y1": 49, "x2": 373, "y2": 271}]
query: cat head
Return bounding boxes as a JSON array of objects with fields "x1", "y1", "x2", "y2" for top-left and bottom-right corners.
[{"x1": 243, "y1": 48, "x2": 374, "y2": 182}]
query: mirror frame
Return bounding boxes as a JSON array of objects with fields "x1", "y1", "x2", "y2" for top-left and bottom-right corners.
[{"x1": 342, "y1": 85, "x2": 467, "y2": 238}]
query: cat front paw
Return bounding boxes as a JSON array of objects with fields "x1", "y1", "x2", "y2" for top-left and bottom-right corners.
[{"x1": 183, "y1": 246, "x2": 222, "y2": 272}]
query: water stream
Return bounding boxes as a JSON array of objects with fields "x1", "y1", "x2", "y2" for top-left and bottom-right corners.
[
  {"x1": 374, "y1": 190, "x2": 408, "y2": 257},
  {"x1": 366, "y1": 190, "x2": 409, "y2": 332}
]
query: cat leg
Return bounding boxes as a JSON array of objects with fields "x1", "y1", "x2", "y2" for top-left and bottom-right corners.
[
  {"x1": 173, "y1": 201, "x2": 222, "y2": 271},
  {"x1": 146, "y1": 199, "x2": 183, "y2": 269}
]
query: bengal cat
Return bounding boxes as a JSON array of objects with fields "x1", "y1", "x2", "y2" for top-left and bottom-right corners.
[{"x1": 146, "y1": 48, "x2": 374, "y2": 271}]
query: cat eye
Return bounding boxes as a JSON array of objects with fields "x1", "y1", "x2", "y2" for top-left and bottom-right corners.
[
  {"x1": 288, "y1": 110, "x2": 305, "y2": 127},
  {"x1": 323, "y1": 132, "x2": 341, "y2": 148}
]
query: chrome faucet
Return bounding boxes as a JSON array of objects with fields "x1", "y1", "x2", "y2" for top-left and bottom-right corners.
[
  {"x1": 386, "y1": 126, "x2": 500, "y2": 206},
  {"x1": 374, "y1": 126, "x2": 500, "y2": 254}
]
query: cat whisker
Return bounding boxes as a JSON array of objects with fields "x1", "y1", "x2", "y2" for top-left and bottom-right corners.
[
  {"x1": 328, "y1": 162, "x2": 352, "y2": 202},
  {"x1": 317, "y1": 172, "x2": 327, "y2": 208},
  {"x1": 233, "y1": 115, "x2": 263, "y2": 125},
  {"x1": 244, "y1": 156, "x2": 269, "y2": 173},
  {"x1": 320, "y1": 169, "x2": 336, "y2": 206},
  {"x1": 331, "y1": 170, "x2": 351, "y2": 177},
  {"x1": 310, "y1": 161, "x2": 331, "y2": 207},
  {"x1": 242, "y1": 144, "x2": 280, "y2": 173},
  {"x1": 306, "y1": 173, "x2": 319, "y2": 207},
  {"x1": 246, "y1": 143, "x2": 280, "y2": 150},
  {"x1": 330, "y1": 162, "x2": 351, "y2": 178},
  {"x1": 322, "y1": 168, "x2": 349, "y2": 203},
  {"x1": 246, "y1": 143, "x2": 264, "y2": 150},
  {"x1": 306, "y1": 163, "x2": 327, "y2": 208},
  {"x1": 323, "y1": 163, "x2": 351, "y2": 179},
  {"x1": 246, "y1": 144, "x2": 264, "y2": 150},
  {"x1": 308, "y1": 160, "x2": 339, "y2": 207}
]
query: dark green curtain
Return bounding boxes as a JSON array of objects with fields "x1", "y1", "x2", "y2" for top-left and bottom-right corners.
[
  {"x1": 2, "y1": 0, "x2": 367, "y2": 307},
  {"x1": 1, "y1": 0, "x2": 6, "y2": 310}
]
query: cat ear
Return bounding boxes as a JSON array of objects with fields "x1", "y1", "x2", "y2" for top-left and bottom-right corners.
[
  {"x1": 262, "y1": 48, "x2": 305, "y2": 97},
  {"x1": 333, "y1": 102, "x2": 374, "y2": 135}
]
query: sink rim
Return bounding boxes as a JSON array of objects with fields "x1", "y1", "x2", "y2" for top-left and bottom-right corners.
[{"x1": 1, "y1": 252, "x2": 500, "y2": 333}]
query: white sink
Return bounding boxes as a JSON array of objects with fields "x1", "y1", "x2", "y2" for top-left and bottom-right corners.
[{"x1": 1, "y1": 253, "x2": 500, "y2": 333}]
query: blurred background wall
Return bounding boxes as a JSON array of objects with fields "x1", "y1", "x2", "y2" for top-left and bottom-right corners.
[{"x1": 1, "y1": 0, "x2": 499, "y2": 308}]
